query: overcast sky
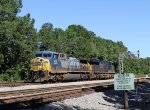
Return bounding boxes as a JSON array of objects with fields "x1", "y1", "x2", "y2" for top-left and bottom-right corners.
[{"x1": 19, "y1": 0, "x2": 150, "y2": 58}]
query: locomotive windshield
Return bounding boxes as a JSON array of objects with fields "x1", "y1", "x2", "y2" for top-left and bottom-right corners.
[
  {"x1": 43, "y1": 53, "x2": 52, "y2": 58},
  {"x1": 35, "y1": 53, "x2": 42, "y2": 57}
]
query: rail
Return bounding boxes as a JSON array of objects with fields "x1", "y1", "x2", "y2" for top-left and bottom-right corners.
[{"x1": 0, "y1": 77, "x2": 149, "y2": 110}]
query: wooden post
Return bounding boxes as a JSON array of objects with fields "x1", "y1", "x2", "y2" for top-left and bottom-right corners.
[{"x1": 124, "y1": 90, "x2": 128, "y2": 109}]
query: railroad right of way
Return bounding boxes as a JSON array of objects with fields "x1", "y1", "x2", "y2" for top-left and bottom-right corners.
[{"x1": 0, "y1": 77, "x2": 149, "y2": 110}]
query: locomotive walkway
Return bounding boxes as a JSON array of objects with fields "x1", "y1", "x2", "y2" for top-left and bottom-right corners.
[{"x1": 0, "y1": 77, "x2": 149, "y2": 110}]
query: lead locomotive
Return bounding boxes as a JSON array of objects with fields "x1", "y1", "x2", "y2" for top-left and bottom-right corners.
[{"x1": 30, "y1": 51, "x2": 115, "y2": 82}]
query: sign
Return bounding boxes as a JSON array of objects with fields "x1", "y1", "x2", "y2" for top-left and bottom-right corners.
[{"x1": 114, "y1": 73, "x2": 135, "y2": 90}]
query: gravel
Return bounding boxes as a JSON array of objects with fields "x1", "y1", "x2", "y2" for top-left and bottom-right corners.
[
  {"x1": 23, "y1": 91, "x2": 124, "y2": 110},
  {"x1": 23, "y1": 81, "x2": 150, "y2": 110},
  {"x1": 1, "y1": 78, "x2": 149, "y2": 110}
]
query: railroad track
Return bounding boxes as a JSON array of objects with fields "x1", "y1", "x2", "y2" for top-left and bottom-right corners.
[
  {"x1": 0, "y1": 82, "x2": 39, "y2": 87},
  {"x1": 0, "y1": 79, "x2": 114, "y2": 87},
  {"x1": 0, "y1": 80, "x2": 113, "y2": 110},
  {"x1": 0, "y1": 81, "x2": 113, "y2": 101},
  {"x1": 0, "y1": 76, "x2": 148, "y2": 87},
  {"x1": 0, "y1": 77, "x2": 149, "y2": 110}
]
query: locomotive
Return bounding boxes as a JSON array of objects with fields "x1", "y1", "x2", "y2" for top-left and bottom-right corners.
[{"x1": 29, "y1": 51, "x2": 115, "y2": 82}]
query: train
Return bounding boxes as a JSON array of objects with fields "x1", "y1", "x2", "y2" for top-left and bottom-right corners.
[{"x1": 29, "y1": 51, "x2": 115, "y2": 83}]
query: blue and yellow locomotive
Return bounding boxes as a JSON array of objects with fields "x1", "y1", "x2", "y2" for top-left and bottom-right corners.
[{"x1": 30, "y1": 51, "x2": 115, "y2": 82}]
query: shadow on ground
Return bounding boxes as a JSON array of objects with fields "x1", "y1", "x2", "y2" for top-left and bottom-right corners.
[
  {"x1": 21, "y1": 82, "x2": 150, "y2": 110},
  {"x1": 99, "y1": 82, "x2": 150, "y2": 110},
  {"x1": 22, "y1": 102, "x2": 92, "y2": 110}
]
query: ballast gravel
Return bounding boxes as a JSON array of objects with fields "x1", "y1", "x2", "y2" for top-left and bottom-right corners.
[
  {"x1": 35, "y1": 90, "x2": 124, "y2": 110},
  {"x1": 60, "y1": 92, "x2": 123, "y2": 110},
  {"x1": 23, "y1": 81, "x2": 150, "y2": 110}
]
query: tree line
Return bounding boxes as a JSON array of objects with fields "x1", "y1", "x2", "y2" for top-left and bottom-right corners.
[{"x1": 0, "y1": 0, "x2": 149, "y2": 82}]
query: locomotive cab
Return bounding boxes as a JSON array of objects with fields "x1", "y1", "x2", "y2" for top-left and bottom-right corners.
[
  {"x1": 30, "y1": 51, "x2": 62, "y2": 82},
  {"x1": 30, "y1": 57, "x2": 50, "y2": 82}
]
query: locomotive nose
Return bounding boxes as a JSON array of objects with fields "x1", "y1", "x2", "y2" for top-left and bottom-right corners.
[{"x1": 30, "y1": 57, "x2": 51, "y2": 72}]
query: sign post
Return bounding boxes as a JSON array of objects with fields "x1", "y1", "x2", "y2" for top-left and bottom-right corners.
[{"x1": 114, "y1": 73, "x2": 135, "y2": 109}]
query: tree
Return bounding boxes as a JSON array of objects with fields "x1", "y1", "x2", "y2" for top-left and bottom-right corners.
[
  {"x1": 65, "y1": 25, "x2": 93, "y2": 57},
  {"x1": 53, "y1": 28, "x2": 67, "y2": 52},
  {"x1": 0, "y1": 0, "x2": 37, "y2": 81},
  {"x1": 37, "y1": 22, "x2": 55, "y2": 51}
]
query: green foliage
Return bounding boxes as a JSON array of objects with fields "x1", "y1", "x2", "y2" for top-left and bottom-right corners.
[
  {"x1": 37, "y1": 23, "x2": 55, "y2": 50},
  {"x1": 0, "y1": 0, "x2": 149, "y2": 82},
  {"x1": 65, "y1": 25, "x2": 93, "y2": 57},
  {"x1": 0, "y1": 0, "x2": 37, "y2": 82},
  {"x1": 38, "y1": 23, "x2": 149, "y2": 75}
]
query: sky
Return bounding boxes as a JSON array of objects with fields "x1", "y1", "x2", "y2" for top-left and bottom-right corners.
[{"x1": 19, "y1": 0, "x2": 150, "y2": 58}]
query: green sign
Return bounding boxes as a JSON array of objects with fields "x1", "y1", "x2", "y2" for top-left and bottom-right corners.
[{"x1": 114, "y1": 73, "x2": 135, "y2": 90}]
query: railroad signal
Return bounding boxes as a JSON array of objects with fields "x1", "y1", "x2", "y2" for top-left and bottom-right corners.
[{"x1": 137, "y1": 50, "x2": 140, "y2": 59}]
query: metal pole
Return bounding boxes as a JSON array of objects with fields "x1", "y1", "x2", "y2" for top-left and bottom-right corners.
[
  {"x1": 119, "y1": 54, "x2": 121, "y2": 74},
  {"x1": 137, "y1": 50, "x2": 140, "y2": 74},
  {"x1": 135, "y1": 50, "x2": 140, "y2": 101},
  {"x1": 149, "y1": 59, "x2": 150, "y2": 75}
]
